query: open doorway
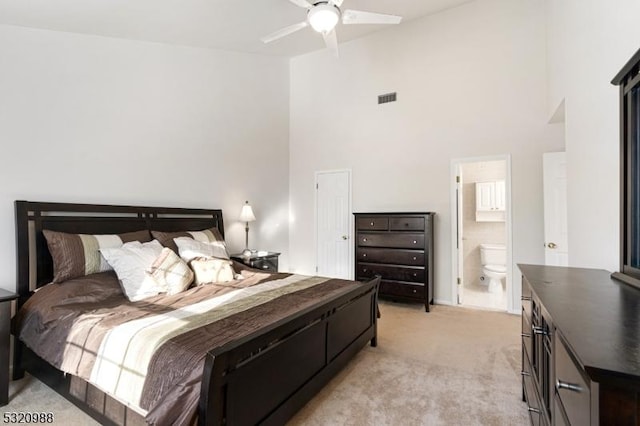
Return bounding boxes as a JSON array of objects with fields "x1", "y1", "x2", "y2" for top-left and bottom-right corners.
[{"x1": 451, "y1": 156, "x2": 512, "y2": 311}]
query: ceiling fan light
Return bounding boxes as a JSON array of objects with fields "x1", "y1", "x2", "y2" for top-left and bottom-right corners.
[{"x1": 308, "y1": 5, "x2": 340, "y2": 33}]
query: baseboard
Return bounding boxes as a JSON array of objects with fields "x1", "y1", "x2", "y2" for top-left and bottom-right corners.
[{"x1": 433, "y1": 298, "x2": 454, "y2": 306}]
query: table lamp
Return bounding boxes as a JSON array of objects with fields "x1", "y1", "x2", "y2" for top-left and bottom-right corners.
[{"x1": 239, "y1": 201, "x2": 256, "y2": 256}]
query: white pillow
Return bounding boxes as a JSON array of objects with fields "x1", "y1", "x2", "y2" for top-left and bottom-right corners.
[
  {"x1": 100, "y1": 240, "x2": 165, "y2": 302},
  {"x1": 174, "y1": 237, "x2": 229, "y2": 263}
]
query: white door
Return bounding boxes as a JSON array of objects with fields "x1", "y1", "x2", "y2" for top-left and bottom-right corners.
[
  {"x1": 543, "y1": 152, "x2": 569, "y2": 266},
  {"x1": 316, "y1": 170, "x2": 352, "y2": 279}
]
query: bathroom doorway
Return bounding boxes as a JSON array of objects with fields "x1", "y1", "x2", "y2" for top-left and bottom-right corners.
[{"x1": 451, "y1": 156, "x2": 512, "y2": 312}]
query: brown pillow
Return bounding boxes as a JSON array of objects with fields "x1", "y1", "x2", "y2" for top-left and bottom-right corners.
[
  {"x1": 151, "y1": 227, "x2": 225, "y2": 254},
  {"x1": 43, "y1": 229, "x2": 151, "y2": 283}
]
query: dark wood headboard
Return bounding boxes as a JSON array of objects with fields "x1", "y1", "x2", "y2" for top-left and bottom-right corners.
[{"x1": 15, "y1": 201, "x2": 224, "y2": 305}]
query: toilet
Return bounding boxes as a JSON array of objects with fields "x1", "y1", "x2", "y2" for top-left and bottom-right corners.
[{"x1": 480, "y1": 243, "x2": 506, "y2": 293}]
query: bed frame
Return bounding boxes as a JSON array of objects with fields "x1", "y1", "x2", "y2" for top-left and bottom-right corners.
[{"x1": 13, "y1": 201, "x2": 379, "y2": 426}]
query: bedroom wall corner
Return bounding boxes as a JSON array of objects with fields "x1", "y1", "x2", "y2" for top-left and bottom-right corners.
[
  {"x1": 0, "y1": 24, "x2": 291, "y2": 292},
  {"x1": 545, "y1": 0, "x2": 640, "y2": 271},
  {"x1": 288, "y1": 0, "x2": 564, "y2": 310}
]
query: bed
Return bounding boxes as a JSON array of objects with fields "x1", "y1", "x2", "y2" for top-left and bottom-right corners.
[{"x1": 11, "y1": 201, "x2": 380, "y2": 426}]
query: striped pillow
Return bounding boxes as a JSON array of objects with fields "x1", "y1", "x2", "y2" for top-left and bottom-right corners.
[
  {"x1": 174, "y1": 237, "x2": 229, "y2": 262},
  {"x1": 43, "y1": 229, "x2": 151, "y2": 283},
  {"x1": 151, "y1": 227, "x2": 226, "y2": 255},
  {"x1": 189, "y1": 257, "x2": 234, "y2": 285},
  {"x1": 147, "y1": 248, "x2": 194, "y2": 295}
]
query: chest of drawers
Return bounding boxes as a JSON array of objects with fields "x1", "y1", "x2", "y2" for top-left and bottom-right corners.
[{"x1": 354, "y1": 212, "x2": 434, "y2": 312}]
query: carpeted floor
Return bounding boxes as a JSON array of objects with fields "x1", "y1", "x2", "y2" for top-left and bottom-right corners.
[{"x1": 5, "y1": 302, "x2": 528, "y2": 425}]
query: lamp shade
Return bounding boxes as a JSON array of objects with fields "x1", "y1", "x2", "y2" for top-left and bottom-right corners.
[
  {"x1": 308, "y1": 4, "x2": 340, "y2": 34},
  {"x1": 239, "y1": 201, "x2": 256, "y2": 222}
]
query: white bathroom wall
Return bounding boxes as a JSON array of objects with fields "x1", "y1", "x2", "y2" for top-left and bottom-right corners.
[
  {"x1": 0, "y1": 25, "x2": 291, "y2": 292},
  {"x1": 461, "y1": 161, "x2": 506, "y2": 288},
  {"x1": 289, "y1": 0, "x2": 564, "y2": 311},
  {"x1": 546, "y1": 0, "x2": 640, "y2": 271}
]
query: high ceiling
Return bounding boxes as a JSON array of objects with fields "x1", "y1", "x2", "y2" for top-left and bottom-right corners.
[{"x1": 0, "y1": 0, "x2": 474, "y2": 57}]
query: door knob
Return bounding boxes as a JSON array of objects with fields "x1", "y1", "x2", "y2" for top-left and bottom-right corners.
[
  {"x1": 342, "y1": 235, "x2": 348, "y2": 240},
  {"x1": 547, "y1": 242, "x2": 557, "y2": 249}
]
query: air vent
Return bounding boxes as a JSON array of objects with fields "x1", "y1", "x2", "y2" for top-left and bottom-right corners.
[{"x1": 378, "y1": 92, "x2": 397, "y2": 104}]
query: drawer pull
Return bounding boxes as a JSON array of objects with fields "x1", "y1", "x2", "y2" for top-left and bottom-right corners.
[
  {"x1": 413, "y1": 256, "x2": 417, "y2": 260},
  {"x1": 412, "y1": 289, "x2": 417, "y2": 293},
  {"x1": 363, "y1": 268, "x2": 368, "y2": 273},
  {"x1": 362, "y1": 253, "x2": 367, "y2": 257},
  {"x1": 413, "y1": 273, "x2": 417, "y2": 277},
  {"x1": 521, "y1": 371, "x2": 531, "y2": 377},
  {"x1": 262, "y1": 265, "x2": 269, "y2": 269},
  {"x1": 527, "y1": 407, "x2": 540, "y2": 414},
  {"x1": 521, "y1": 332, "x2": 531, "y2": 338},
  {"x1": 556, "y1": 380, "x2": 582, "y2": 393},
  {"x1": 521, "y1": 296, "x2": 532, "y2": 301},
  {"x1": 370, "y1": 222, "x2": 375, "y2": 226},
  {"x1": 532, "y1": 326, "x2": 548, "y2": 336},
  {"x1": 404, "y1": 223, "x2": 409, "y2": 227},
  {"x1": 363, "y1": 238, "x2": 367, "y2": 242},
  {"x1": 413, "y1": 240, "x2": 417, "y2": 244}
]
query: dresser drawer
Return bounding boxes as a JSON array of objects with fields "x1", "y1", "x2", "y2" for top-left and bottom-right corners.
[
  {"x1": 553, "y1": 395, "x2": 570, "y2": 426},
  {"x1": 358, "y1": 263, "x2": 424, "y2": 283},
  {"x1": 357, "y1": 217, "x2": 388, "y2": 230},
  {"x1": 379, "y1": 281, "x2": 423, "y2": 300},
  {"x1": 250, "y1": 257, "x2": 278, "y2": 272},
  {"x1": 522, "y1": 279, "x2": 533, "y2": 322},
  {"x1": 358, "y1": 233, "x2": 424, "y2": 249},
  {"x1": 522, "y1": 346, "x2": 542, "y2": 424},
  {"x1": 390, "y1": 217, "x2": 425, "y2": 231},
  {"x1": 555, "y1": 334, "x2": 590, "y2": 426},
  {"x1": 522, "y1": 311, "x2": 532, "y2": 364},
  {"x1": 357, "y1": 248, "x2": 424, "y2": 266}
]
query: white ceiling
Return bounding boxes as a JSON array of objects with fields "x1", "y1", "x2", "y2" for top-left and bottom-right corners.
[{"x1": 0, "y1": 0, "x2": 474, "y2": 57}]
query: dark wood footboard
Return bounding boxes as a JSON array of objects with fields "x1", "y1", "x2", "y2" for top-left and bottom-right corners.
[{"x1": 199, "y1": 276, "x2": 380, "y2": 426}]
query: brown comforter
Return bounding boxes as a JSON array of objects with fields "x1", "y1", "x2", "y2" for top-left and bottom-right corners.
[{"x1": 13, "y1": 264, "x2": 362, "y2": 425}]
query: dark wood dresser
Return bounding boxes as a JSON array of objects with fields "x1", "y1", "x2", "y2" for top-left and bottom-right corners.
[
  {"x1": 519, "y1": 264, "x2": 640, "y2": 425},
  {"x1": 354, "y1": 212, "x2": 434, "y2": 312}
]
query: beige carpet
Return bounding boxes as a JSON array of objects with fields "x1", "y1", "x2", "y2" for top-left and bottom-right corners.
[{"x1": 6, "y1": 303, "x2": 527, "y2": 425}]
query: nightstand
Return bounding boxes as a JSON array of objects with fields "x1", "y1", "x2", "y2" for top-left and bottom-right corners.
[
  {"x1": 231, "y1": 252, "x2": 280, "y2": 273},
  {"x1": 0, "y1": 289, "x2": 17, "y2": 406}
]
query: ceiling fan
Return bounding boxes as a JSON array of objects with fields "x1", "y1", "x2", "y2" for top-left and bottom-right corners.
[{"x1": 261, "y1": 0, "x2": 402, "y2": 56}]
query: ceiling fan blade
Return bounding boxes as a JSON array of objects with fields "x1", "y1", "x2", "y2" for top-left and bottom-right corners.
[
  {"x1": 288, "y1": 0, "x2": 314, "y2": 9},
  {"x1": 330, "y1": 0, "x2": 345, "y2": 6},
  {"x1": 261, "y1": 21, "x2": 309, "y2": 44},
  {"x1": 342, "y1": 9, "x2": 403, "y2": 25},
  {"x1": 323, "y1": 29, "x2": 339, "y2": 58}
]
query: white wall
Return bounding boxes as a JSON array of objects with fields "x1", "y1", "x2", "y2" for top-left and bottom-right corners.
[
  {"x1": 0, "y1": 25, "x2": 290, "y2": 292},
  {"x1": 289, "y1": 0, "x2": 564, "y2": 311},
  {"x1": 546, "y1": 0, "x2": 640, "y2": 271}
]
